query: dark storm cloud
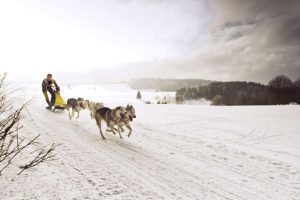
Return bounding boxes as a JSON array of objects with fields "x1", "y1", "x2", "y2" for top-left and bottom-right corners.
[
  {"x1": 213, "y1": 0, "x2": 300, "y2": 46},
  {"x1": 207, "y1": 0, "x2": 300, "y2": 82},
  {"x1": 147, "y1": 0, "x2": 300, "y2": 83}
]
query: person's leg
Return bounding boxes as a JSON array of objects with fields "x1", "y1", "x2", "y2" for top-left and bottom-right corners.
[
  {"x1": 43, "y1": 91, "x2": 51, "y2": 106},
  {"x1": 47, "y1": 88, "x2": 56, "y2": 107}
]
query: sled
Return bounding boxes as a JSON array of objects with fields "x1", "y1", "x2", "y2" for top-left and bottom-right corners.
[
  {"x1": 53, "y1": 92, "x2": 67, "y2": 111},
  {"x1": 44, "y1": 91, "x2": 67, "y2": 112}
]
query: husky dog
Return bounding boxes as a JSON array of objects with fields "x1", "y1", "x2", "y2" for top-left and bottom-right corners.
[
  {"x1": 94, "y1": 106, "x2": 126, "y2": 139},
  {"x1": 85, "y1": 100, "x2": 104, "y2": 119},
  {"x1": 123, "y1": 104, "x2": 136, "y2": 137},
  {"x1": 109, "y1": 104, "x2": 136, "y2": 137},
  {"x1": 66, "y1": 97, "x2": 88, "y2": 120}
]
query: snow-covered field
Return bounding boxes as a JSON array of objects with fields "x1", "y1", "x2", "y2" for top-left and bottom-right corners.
[{"x1": 1, "y1": 84, "x2": 300, "y2": 200}]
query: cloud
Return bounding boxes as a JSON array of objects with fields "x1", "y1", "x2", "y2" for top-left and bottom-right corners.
[
  {"x1": 144, "y1": 0, "x2": 300, "y2": 83},
  {"x1": 211, "y1": 0, "x2": 300, "y2": 82},
  {"x1": 2, "y1": 0, "x2": 299, "y2": 84},
  {"x1": 0, "y1": 0, "x2": 213, "y2": 78}
]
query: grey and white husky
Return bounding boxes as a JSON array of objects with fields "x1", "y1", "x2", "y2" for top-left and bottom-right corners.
[
  {"x1": 85, "y1": 100, "x2": 103, "y2": 119},
  {"x1": 66, "y1": 97, "x2": 88, "y2": 120},
  {"x1": 110, "y1": 104, "x2": 136, "y2": 137},
  {"x1": 94, "y1": 106, "x2": 126, "y2": 139}
]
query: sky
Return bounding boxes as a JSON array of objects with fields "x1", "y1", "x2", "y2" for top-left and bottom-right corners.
[{"x1": 0, "y1": 0, "x2": 299, "y2": 84}]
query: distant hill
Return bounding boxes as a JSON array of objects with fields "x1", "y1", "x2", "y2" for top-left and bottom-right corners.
[{"x1": 128, "y1": 78, "x2": 212, "y2": 92}]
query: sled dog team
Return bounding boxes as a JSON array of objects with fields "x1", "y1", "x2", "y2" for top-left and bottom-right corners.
[{"x1": 66, "y1": 97, "x2": 136, "y2": 140}]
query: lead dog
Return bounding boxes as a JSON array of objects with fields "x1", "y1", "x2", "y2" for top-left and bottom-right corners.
[
  {"x1": 94, "y1": 106, "x2": 126, "y2": 139},
  {"x1": 121, "y1": 104, "x2": 136, "y2": 137},
  {"x1": 66, "y1": 97, "x2": 88, "y2": 120},
  {"x1": 108, "y1": 104, "x2": 136, "y2": 137}
]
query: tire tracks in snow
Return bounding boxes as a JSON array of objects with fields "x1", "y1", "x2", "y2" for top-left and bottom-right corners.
[
  {"x1": 22, "y1": 108, "x2": 163, "y2": 199},
  {"x1": 18, "y1": 102, "x2": 300, "y2": 200},
  {"x1": 132, "y1": 123, "x2": 300, "y2": 200}
]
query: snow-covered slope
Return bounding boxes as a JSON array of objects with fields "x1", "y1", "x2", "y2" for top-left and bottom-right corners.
[{"x1": 1, "y1": 85, "x2": 300, "y2": 200}]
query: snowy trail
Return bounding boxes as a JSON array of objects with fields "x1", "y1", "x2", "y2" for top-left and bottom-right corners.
[{"x1": 1, "y1": 98, "x2": 300, "y2": 200}]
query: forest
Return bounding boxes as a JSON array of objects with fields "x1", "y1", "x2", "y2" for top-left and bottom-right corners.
[{"x1": 176, "y1": 75, "x2": 300, "y2": 105}]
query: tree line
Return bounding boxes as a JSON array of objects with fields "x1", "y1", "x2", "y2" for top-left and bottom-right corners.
[{"x1": 176, "y1": 75, "x2": 300, "y2": 105}]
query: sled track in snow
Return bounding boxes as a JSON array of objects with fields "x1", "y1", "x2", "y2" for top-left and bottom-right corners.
[{"x1": 1, "y1": 101, "x2": 300, "y2": 200}]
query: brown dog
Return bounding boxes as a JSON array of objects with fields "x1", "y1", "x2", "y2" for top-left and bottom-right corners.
[{"x1": 94, "y1": 106, "x2": 126, "y2": 139}]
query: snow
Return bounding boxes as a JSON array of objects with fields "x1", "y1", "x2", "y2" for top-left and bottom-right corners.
[{"x1": 1, "y1": 84, "x2": 300, "y2": 200}]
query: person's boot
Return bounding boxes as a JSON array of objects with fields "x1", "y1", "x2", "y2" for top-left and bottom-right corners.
[
  {"x1": 50, "y1": 103, "x2": 55, "y2": 111},
  {"x1": 46, "y1": 100, "x2": 51, "y2": 109},
  {"x1": 46, "y1": 102, "x2": 54, "y2": 110}
]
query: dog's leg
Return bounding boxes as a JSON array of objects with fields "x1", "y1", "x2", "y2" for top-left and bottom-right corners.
[
  {"x1": 76, "y1": 111, "x2": 80, "y2": 119},
  {"x1": 106, "y1": 121, "x2": 116, "y2": 134},
  {"x1": 120, "y1": 121, "x2": 126, "y2": 132},
  {"x1": 70, "y1": 110, "x2": 74, "y2": 119},
  {"x1": 90, "y1": 111, "x2": 94, "y2": 119},
  {"x1": 109, "y1": 123, "x2": 122, "y2": 139},
  {"x1": 106, "y1": 128, "x2": 112, "y2": 132},
  {"x1": 99, "y1": 122, "x2": 106, "y2": 140},
  {"x1": 108, "y1": 125, "x2": 120, "y2": 134},
  {"x1": 68, "y1": 108, "x2": 72, "y2": 120},
  {"x1": 126, "y1": 124, "x2": 132, "y2": 137},
  {"x1": 116, "y1": 122, "x2": 125, "y2": 132},
  {"x1": 116, "y1": 128, "x2": 123, "y2": 139},
  {"x1": 111, "y1": 125, "x2": 119, "y2": 131},
  {"x1": 116, "y1": 123, "x2": 123, "y2": 139},
  {"x1": 96, "y1": 118, "x2": 106, "y2": 140}
]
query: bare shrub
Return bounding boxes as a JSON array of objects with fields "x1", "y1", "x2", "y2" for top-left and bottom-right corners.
[{"x1": 0, "y1": 73, "x2": 57, "y2": 176}]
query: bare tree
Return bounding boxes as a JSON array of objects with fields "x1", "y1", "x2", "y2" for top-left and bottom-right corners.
[
  {"x1": 268, "y1": 75, "x2": 293, "y2": 89},
  {"x1": 268, "y1": 75, "x2": 294, "y2": 104},
  {"x1": 294, "y1": 77, "x2": 300, "y2": 87},
  {"x1": 0, "y1": 73, "x2": 57, "y2": 176}
]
